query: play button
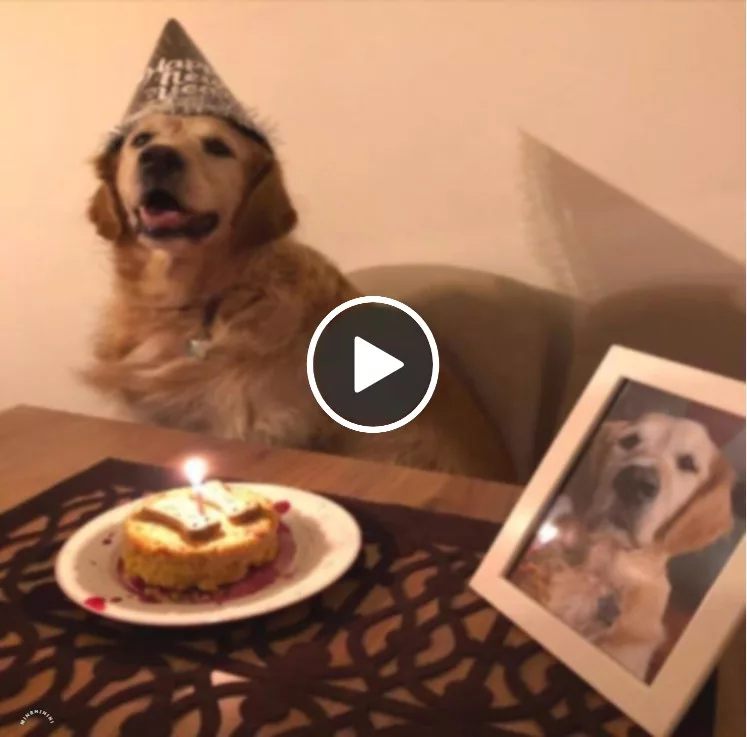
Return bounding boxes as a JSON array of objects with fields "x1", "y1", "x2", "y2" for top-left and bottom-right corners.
[
  {"x1": 307, "y1": 296, "x2": 440, "y2": 433},
  {"x1": 354, "y1": 337, "x2": 404, "y2": 393}
]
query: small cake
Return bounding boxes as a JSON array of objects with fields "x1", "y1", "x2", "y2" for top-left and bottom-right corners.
[{"x1": 121, "y1": 482, "x2": 280, "y2": 592}]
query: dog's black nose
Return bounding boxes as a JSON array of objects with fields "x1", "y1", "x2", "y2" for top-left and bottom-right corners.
[
  {"x1": 596, "y1": 593, "x2": 620, "y2": 626},
  {"x1": 139, "y1": 145, "x2": 185, "y2": 181},
  {"x1": 613, "y1": 464, "x2": 660, "y2": 504}
]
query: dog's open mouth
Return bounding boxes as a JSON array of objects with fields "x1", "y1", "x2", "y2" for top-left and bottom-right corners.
[{"x1": 137, "y1": 189, "x2": 218, "y2": 241}]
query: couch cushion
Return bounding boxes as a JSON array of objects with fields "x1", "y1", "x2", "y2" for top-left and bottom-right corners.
[
  {"x1": 559, "y1": 283, "x2": 746, "y2": 423},
  {"x1": 349, "y1": 265, "x2": 576, "y2": 481}
]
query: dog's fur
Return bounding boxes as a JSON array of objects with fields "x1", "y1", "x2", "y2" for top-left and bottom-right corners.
[
  {"x1": 515, "y1": 414, "x2": 735, "y2": 680},
  {"x1": 514, "y1": 518, "x2": 674, "y2": 680},
  {"x1": 573, "y1": 414, "x2": 735, "y2": 554},
  {"x1": 82, "y1": 113, "x2": 515, "y2": 481}
]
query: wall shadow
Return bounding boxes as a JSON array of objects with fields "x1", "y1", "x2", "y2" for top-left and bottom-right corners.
[
  {"x1": 350, "y1": 265, "x2": 744, "y2": 483},
  {"x1": 347, "y1": 138, "x2": 744, "y2": 480},
  {"x1": 520, "y1": 132, "x2": 744, "y2": 301}
]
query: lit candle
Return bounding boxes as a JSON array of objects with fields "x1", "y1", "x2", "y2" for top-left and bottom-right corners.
[{"x1": 184, "y1": 457, "x2": 208, "y2": 515}]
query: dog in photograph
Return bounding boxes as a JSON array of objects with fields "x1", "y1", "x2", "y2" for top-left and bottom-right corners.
[
  {"x1": 535, "y1": 411, "x2": 737, "y2": 679},
  {"x1": 514, "y1": 516, "x2": 677, "y2": 680},
  {"x1": 82, "y1": 113, "x2": 515, "y2": 481},
  {"x1": 513, "y1": 517, "x2": 624, "y2": 643},
  {"x1": 573, "y1": 412, "x2": 735, "y2": 553}
]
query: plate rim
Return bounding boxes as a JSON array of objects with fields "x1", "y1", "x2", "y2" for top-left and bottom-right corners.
[{"x1": 54, "y1": 482, "x2": 362, "y2": 627}]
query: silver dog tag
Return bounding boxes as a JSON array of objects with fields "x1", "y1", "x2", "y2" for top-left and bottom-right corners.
[{"x1": 187, "y1": 338, "x2": 210, "y2": 359}]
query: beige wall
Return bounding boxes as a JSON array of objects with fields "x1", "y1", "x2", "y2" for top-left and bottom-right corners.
[{"x1": 0, "y1": 1, "x2": 743, "y2": 417}]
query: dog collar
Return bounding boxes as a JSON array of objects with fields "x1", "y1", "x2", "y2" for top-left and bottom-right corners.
[
  {"x1": 148, "y1": 285, "x2": 260, "y2": 359},
  {"x1": 186, "y1": 295, "x2": 223, "y2": 360}
]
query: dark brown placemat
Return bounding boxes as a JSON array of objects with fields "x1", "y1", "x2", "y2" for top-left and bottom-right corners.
[{"x1": 0, "y1": 459, "x2": 715, "y2": 737}]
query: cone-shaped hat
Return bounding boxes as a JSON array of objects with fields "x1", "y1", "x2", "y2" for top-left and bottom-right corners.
[{"x1": 107, "y1": 19, "x2": 269, "y2": 149}]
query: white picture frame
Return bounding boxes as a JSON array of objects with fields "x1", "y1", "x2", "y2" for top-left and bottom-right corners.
[{"x1": 470, "y1": 345, "x2": 745, "y2": 737}]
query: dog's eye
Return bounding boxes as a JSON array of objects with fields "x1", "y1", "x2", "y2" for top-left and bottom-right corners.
[
  {"x1": 677, "y1": 454, "x2": 698, "y2": 473},
  {"x1": 203, "y1": 137, "x2": 234, "y2": 158},
  {"x1": 131, "y1": 132, "x2": 153, "y2": 148},
  {"x1": 618, "y1": 433, "x2": 640, "y2": 450}
]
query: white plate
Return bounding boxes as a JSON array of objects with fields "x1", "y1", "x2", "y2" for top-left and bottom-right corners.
[{"x1": 55, "y1": 483, "x2": 362, "y2": 627}]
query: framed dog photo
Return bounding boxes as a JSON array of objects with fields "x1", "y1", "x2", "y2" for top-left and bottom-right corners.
[{"x1": 470, "y1": 345, "x2": 745, "y2": 737}]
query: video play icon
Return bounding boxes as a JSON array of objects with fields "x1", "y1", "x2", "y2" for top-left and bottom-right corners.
[
  {"x1": 353, "y1": 337, "x2": 404, "y2": 393},
  {"x1": 307, "y1": 297, "x2": 440, "y2": 434}
]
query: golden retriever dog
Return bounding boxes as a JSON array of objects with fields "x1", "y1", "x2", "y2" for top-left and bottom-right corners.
[
  {"x1": 82, "y1": 113, "x2": 515, "y2": 482},
  {"x1": 514, "y1": 518, "x2": 672, "y2": 680},
  {"x1": 515, "y1": 413, "x2": 735, "y2": 680},
  {"x1": 572, "y1": 413, "x2": 735, "y2": 552},
  {"x1": 513, "y1": 518, "x2": 624, "y2": 643}
]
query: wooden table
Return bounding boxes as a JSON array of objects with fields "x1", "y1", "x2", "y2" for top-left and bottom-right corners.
[{"x1": 0, "y1": 405, "x2": 742, "y2": 737}]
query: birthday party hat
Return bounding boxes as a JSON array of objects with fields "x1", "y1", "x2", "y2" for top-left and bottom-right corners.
[{"x1": 107, "y1": 19, "x2": 269, "y2": 149}]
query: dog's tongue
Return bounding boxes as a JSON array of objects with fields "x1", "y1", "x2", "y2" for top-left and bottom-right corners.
[{"x1": 140, "y1": 207, "x2": 189, "y2": 230}]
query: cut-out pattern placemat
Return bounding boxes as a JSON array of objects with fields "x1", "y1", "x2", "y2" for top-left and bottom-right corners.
[{"x1": 0, "y1": 459, "x2": 715, "y2": 736}]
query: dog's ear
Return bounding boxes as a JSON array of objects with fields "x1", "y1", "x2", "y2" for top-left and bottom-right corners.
[
  {"x1": 657, "y1": 451, "x2": 735, "y2": 557},
  {"x1": 88, "y1": 145, "x2": 126, "y2": 243},
  {"x1": 89, "y1": 182, "x2": 124, "y2": 242},
  {"x1": 587, "y1": 420, "x2": 626, "y2": 482},
  {"x1": 232, "y1": 145, "x2": 298, "y2": 249},
  {"x1": 569, "y1": 420, "x2": 627, "y2": 516}
]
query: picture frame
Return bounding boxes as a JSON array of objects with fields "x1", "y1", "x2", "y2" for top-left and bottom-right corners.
[{"x1": 470, "y1": 345, "x2": 745, "y2": 737}]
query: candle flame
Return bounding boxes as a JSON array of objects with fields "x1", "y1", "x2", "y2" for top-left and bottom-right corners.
[{"x1": 184, "y1": 457, "x2": 207, "y2": 489}]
